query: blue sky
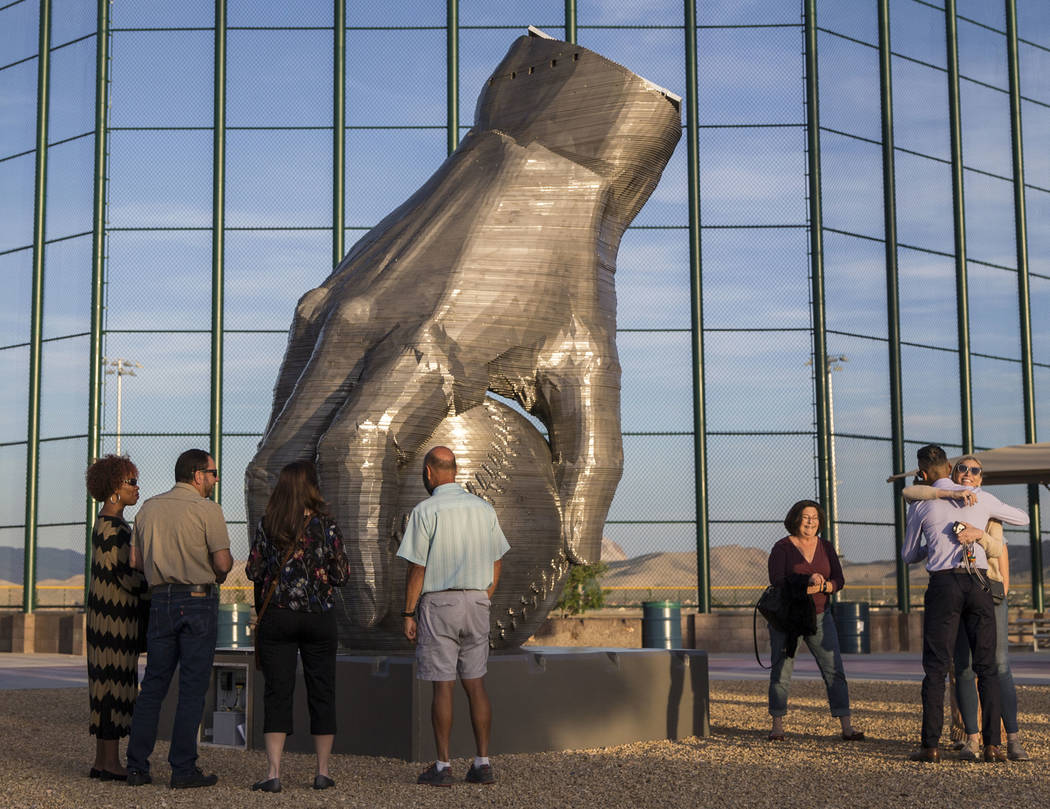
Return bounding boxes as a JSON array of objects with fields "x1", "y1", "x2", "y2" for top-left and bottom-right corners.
[{"x1": 1, "y1": 0, "x2": 1048, "y2": 586}]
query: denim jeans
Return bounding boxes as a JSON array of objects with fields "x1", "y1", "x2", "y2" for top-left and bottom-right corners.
[
  {"x1": 954, "y1": 596, "x2": 1017, "y2": 734},
  {"x1": 768, "y1": 609, "x2": 850, "y2": 717},
  {"x1": 126, "y1": 590, "x2": 218, "y2": 777}
]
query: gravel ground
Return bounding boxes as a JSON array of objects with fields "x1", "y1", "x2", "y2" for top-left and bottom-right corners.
[{"x1": 2, "y1": 680, "x2": 1047, "y2": 809}]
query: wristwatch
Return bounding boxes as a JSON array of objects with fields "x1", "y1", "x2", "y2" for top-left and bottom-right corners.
[{"x1": 401, "y1": 610, "x2": 416, "y2": 618}]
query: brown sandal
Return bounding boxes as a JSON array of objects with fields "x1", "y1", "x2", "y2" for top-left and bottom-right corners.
[
  {"x1": 841, "y1": 730, "x2": 865, "y2": 741},
  {"x1": 768, "y1": 732, "x2": 785, "y2": 741}
]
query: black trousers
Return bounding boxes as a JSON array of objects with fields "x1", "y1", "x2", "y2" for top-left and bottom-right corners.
[
  {"x1": 257, "y1": 607, "x2": 337, "y2": 736},
  {"x1": 920, "y1": 571, "x2": 1000, "y2": 748}
]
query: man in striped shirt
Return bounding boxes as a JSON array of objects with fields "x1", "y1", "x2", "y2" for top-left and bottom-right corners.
[{"x1": 398, "y1": 446, "x2": 510, "y2": 786}]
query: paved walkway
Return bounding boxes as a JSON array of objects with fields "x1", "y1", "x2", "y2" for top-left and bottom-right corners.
[
  {"x1": 711, "y1": 650, "x2": 1050, "y2": 684},
  {"x1": 2, "y1": 649, "x2": 1048, "y2": 690}
]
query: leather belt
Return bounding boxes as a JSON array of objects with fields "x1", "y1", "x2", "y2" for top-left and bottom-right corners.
[
  {"x1": 931, "y1": 567, "x2": 983, "y2": 576},
  {"x1": 150, "y1": 583, "x2": 216, "y2": 595}
]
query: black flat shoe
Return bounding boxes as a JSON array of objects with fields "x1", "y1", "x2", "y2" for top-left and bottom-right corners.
[
  {"x1": 313, "y1": 774, "x2": 335, "y2": 790},
  {"x1": 99, "y1": 770, "x2": 128, "y2": 782},
  {"x1": 126, "y1": 769, "x2": 152, "y2": 787},
  {"x1": 89, "y1": 768, "x2": 102, "y2": 779},
  {"x1": 251, "y1": 778, "x2": 282, "y2": 793}
]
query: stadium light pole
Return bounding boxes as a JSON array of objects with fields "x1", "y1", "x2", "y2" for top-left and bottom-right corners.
[
  {"x1": 808, "y1": 354, "x2": 848, "y2": 555},
  {"x1": 103, "y1": 357, "x2": 141, "y2": 456}
]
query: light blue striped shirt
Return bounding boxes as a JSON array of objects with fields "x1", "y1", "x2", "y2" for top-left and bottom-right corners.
[
  {"x1": 396, "y1": 483, "x2": 510, "y2": 594},
  {"x1": 902, "y1": 478, "x2": 1029, "y2": 572}
]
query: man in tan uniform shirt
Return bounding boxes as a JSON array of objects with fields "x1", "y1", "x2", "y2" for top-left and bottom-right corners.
[{"x1": 126, "y1": 449, "x2": 233, "y2": 789}]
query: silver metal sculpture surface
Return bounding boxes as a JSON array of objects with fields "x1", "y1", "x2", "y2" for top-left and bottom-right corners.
[{"x1": 246, "y1": 29, "x2": 681, "y2": 650}]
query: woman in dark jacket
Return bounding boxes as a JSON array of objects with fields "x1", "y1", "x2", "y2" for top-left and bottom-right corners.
[
  {"x1": 246, "y1": 461, "x2": 350, "y2": 792},
  {"x1": 766, "y1": 500, "x2": 863, "y2": 742}
]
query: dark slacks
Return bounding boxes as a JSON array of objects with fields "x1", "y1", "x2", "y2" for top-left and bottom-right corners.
[
  {"x1": 920, "y1": 571, "x2": 1000, "y2": 748},
  {"x1": 256, "y1": 607, "x2": 337, "y2": 736}
]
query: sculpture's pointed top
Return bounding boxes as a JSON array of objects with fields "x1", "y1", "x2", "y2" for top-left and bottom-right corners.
[{"x1": 523, "y1": 26, "x2": 680, "y2": 105}]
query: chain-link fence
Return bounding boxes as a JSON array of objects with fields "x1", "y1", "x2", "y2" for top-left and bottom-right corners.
[{"x1": 2, "y1": 0, "x2": 1047, "y2": 613}]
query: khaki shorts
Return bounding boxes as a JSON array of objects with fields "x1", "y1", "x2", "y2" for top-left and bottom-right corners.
[{"x1": 416, "y1": 590, "x2": 491, "y2": 681}]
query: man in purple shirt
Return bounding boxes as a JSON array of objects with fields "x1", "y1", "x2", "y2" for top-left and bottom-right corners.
[{"x1": 902, "y1": 445, "x2": 1029, "y2": 763}]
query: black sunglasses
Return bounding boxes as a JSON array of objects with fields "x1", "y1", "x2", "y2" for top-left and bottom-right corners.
[
  {"x1": 955, "y1": 464, "x2": 982, "y2": 475},
  {"x1": 199, "y1": 468, "x2": 219, "y2": 477},
  {"x1": 123, "y1": 478, "x2": 138, "y2": 486}
]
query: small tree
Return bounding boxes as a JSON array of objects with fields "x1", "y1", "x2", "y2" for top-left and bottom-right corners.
[{"x1": 554, "y1": 562, "x2": 608, "y2": 616}]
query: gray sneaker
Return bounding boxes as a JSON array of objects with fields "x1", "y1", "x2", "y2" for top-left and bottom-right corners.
[
  {"x1": 957, "y1": 743, "x2": 980, "y2": 762},
  {"x1": 465, "y1": 763, "x2": 496, "y2": 784},
  {"x1": 417, "y1": 763, "x2": 454, "y2": 787},
  {"x1": 1008, "y1": 741, "x2": 1031, "y2": 761}
]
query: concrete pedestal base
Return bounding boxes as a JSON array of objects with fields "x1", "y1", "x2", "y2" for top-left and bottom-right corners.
[{"x1": 161, "y1": 647, "x2": 709, "y2": 761}]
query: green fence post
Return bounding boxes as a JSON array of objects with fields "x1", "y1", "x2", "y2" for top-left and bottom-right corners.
[
  {"x1": 565, "y1": 0, "x2": 576, "y2": 44},
  {"x1": 683, "y1": 0, "x2": 709, "y2": 612},
  {"x1": 85, "y1": 0, "x2": 112, "y2": 600},
  {"x1": 211, "y1": 0, "x2": 227, "y2": 503},
  {"x1": 333, "y1": 0, "x2": 346, "y2": 268},
  {"x1": 1005, "y1": 0, "x2": 1043, "y2": 612},
  {"x1": 446, "y1": 0, "x2": 458, "y2": 155},
  {"x1": 877, "y1": 0, "x2": 909, "y2": 612},
  {"x1": 24, "y1": 0, "x2": 53, "y2": 614},
  {"x1": 944, "y1": 0, "x2": 973, "y2": 455},
  {"x1": 803, "y1": 0, "x2": 834, "y2": 550}
]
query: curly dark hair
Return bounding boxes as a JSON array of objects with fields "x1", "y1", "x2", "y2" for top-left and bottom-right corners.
[{"x1": 86, "y1": 455, "x2": 137, "y2": 502}]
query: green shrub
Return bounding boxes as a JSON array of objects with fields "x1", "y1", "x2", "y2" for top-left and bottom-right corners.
[{"x1": 555, "y1": 562, "x2": 609, "y2": 616}]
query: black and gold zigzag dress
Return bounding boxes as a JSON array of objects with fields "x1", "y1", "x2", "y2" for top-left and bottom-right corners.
[{"x1": 86, "y1": 514, "x2": 148, "y2": 739}]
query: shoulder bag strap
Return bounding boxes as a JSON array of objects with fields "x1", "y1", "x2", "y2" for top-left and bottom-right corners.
[{"x1": 754, "y1": 601, "x2": 771, "y2": 670}]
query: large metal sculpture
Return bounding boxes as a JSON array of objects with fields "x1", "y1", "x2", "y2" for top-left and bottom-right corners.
[{"x1": 246, "y1": 29, "x2": 682, "y2": 649}]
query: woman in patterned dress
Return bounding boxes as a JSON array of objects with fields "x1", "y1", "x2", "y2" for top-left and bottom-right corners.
[
  {"x1": 85, "y1": 454, "x2": 148, "y2": 780},
  {"x1": 246, "y1": 460, "x2": 350, "y2": 793}
]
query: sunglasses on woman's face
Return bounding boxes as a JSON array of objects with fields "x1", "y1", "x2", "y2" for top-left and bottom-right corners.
[
  {"x1": 123, "y1": 478, "x2": 138, "y2": 486},
  {"x1": 955, "y1": 464, "x2": 982, "y2": 476}
]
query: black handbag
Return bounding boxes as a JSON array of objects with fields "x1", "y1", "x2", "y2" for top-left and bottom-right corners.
[
  {"x1": 757, "y1": 584, "x2": 788, "y2": 632},
  {"x1": 969, "y1": 565, "x2": 1005, "y2": 606},
  {"x1": 753, "y1": 584, "x2": 786, "y2": 669},
  {"x1": 753, "y1": 578, "x2": 817, "y2": 668}
]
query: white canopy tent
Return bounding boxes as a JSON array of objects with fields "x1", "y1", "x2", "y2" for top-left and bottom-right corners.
[{"x1": 886, "y1": 441, "x2": 1050, "y2": 488}]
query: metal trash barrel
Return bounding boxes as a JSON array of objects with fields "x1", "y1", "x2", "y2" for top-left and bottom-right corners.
[
  {"x1": 641, "y1": 600, "x2": 682, "y2": 649},
  {"x1": 216, "y1": 603, "x2": 253, "y2": 648},
  {"x1": 833, "y1": 601, "x2": 870, "y2": 654}
]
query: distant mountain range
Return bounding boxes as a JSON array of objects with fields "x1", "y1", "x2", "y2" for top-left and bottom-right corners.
[
  {"x1": 2, "y1": 540, "x2": 1047, "y2": 588},
  {"x1": 0, "y1": 547, "x2": 85, "y2": 582},
  {"x1": 600, "y1": 541, "x2": 1050, "y2": 588}
]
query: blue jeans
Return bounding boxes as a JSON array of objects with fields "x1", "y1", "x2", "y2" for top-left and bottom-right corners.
[
  {"x1": 954, "y1": 596, "x2": 1017, "y2": 734},
  {"x1": 768, "y1": 609, "x2": 851, "y2": 717},
  {"x1": 126, "y1": 591, "x2": 218, "y2": 776}
]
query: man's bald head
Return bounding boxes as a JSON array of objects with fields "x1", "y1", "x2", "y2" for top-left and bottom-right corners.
[{"x1": 423, "y1": 446, "x2": 457, "y2": 492}]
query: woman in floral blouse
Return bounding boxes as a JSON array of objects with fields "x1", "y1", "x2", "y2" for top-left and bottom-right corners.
[{"x1": 246, "y1": 460, "x2": 350, "y2": 793}]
